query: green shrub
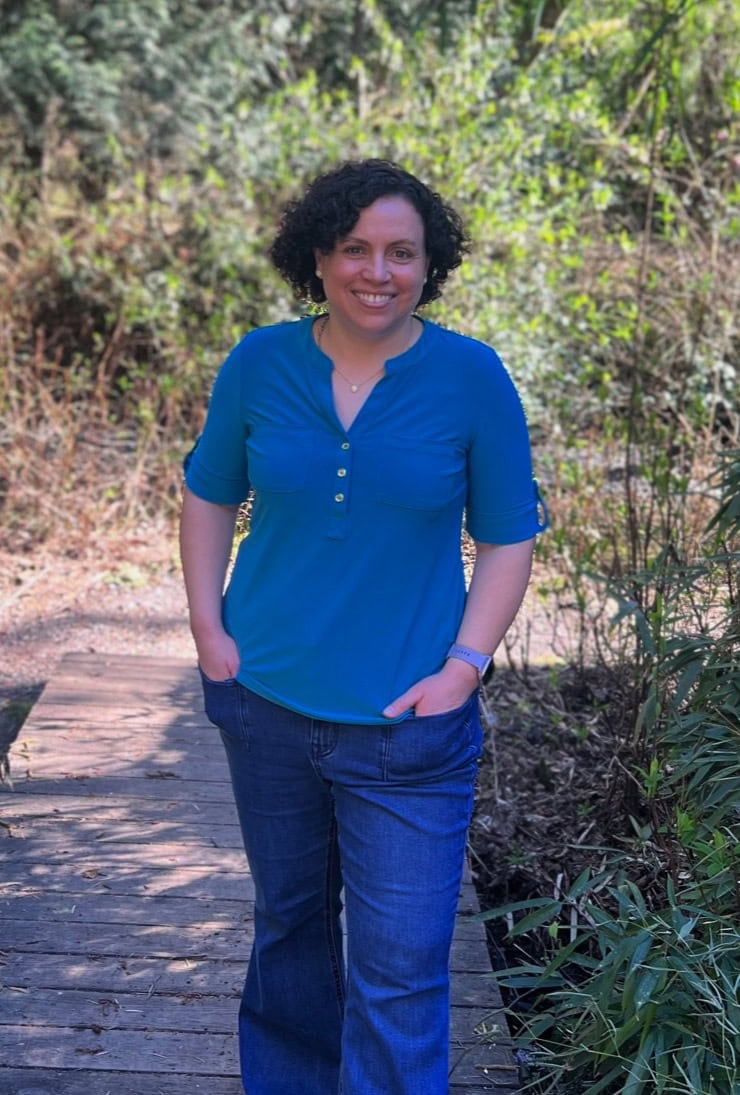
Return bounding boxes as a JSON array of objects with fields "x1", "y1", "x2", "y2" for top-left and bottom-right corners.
[{"x1": 481, "y1": 451, "x2": 740, "y2": 1093}]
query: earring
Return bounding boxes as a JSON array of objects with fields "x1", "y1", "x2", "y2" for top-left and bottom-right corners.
[{"x1": 315, "y1": 269, "x2": 323, "y2": 279}]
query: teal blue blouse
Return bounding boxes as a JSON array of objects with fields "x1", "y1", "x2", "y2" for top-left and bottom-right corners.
[{"x1": 185, "y1": 317, "x2": 547, "y2": 723}]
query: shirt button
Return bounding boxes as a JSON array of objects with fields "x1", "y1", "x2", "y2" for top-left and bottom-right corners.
[
  {"x1": 334, "y1": 493, "x2": 345, "y2": 503},
  {"x1": 337, "y1": 468, "x2": 347, "y2": 477},
  {"x1": 341, "y1": 442, "x2": 350, "y2": 450}
]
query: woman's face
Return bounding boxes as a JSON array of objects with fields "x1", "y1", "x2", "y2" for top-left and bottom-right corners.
[{"x1": 314, "y1": 195, "x2": 429, "y2": 342}]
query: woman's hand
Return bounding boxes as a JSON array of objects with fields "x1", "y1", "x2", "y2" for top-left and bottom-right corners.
[
  {"x1": 382, "y1": 658, "x2": 479, "y2": 719},
  {"x1": 196, "y1": 628, "x2": 241, "y2": 682}
]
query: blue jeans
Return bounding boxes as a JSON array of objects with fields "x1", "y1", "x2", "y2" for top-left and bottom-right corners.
[{"x1": 200, "y1": 675, "x2": 482, "y2": 1095}]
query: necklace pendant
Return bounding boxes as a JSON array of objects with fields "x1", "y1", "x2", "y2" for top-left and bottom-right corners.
[{"x1": 350, "y1": 383, "x2": 359, "y2": 393}]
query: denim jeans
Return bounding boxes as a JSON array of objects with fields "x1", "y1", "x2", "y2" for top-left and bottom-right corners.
[{"x1": 200, "y1": 674, "x2": 482, "y2": 1095}]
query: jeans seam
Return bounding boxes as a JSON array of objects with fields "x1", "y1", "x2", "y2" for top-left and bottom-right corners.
[{"x1": 324, "y1": 807, "x2": 346, "y2": 1017}]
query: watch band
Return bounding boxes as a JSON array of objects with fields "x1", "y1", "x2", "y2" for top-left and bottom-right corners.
[{"x1": 446, "y1": 643, "x2": 492, "y2": 680}]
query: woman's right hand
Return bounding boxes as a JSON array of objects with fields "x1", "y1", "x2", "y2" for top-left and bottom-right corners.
[{"x1": 196, "y1": 629, "x2": 241, "y2": 682}]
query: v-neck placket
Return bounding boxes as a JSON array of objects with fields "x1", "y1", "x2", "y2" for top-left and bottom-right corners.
[{"x1": 304, "y1": 318, "x2": 428, "y2": 540}]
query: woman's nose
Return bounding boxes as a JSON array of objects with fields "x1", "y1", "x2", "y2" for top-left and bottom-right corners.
[{"x1": 364, "y1": 253, "x2": 391, "y2": 281}]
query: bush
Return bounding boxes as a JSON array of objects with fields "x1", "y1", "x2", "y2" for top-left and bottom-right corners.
[{"x1": 481, "y1": 451, "x2": 740, "y2": 1094}]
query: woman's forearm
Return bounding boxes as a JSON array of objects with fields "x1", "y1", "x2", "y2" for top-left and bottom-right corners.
[
  {"x1": 454, "y1": 538, "x2": 534, "y2": 658},
  {"x1": 179, "y1": 486, "x2": 239, "y2": 640}
]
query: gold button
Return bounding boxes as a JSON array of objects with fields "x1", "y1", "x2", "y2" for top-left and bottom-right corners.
[
  {"x1": 337, "y1": 468, "x2": 347, "y2": 477},
  {"x1": 341, "y1": 442, "x2": 350, "y2": 450},
  {"x1": 334, "y1": 493, "x2": 345, "y2": 503}
]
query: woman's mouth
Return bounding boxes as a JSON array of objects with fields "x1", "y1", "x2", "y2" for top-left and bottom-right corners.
[{"x1": 354, "y1": 292, "x2": 394, "y2": 305}]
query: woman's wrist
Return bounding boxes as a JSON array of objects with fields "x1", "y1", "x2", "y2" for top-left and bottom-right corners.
[
  {"x1": 441, "y1": 656, "x2": 480, "y2": 688},
  {"x1": 189, "y1": 615, "x2": 228, "y2": 643}
]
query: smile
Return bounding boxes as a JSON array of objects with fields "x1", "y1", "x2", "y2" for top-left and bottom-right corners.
[{"x1": 355, "y1": 292, "x2": 394, "y2": 304}]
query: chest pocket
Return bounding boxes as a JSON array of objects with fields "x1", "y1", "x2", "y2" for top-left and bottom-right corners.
[
  {"x1": 371, "y1": 438, "x2": 466, "y2": 511},
  {"x1": 246, "y1": 428, "x2": 314, "y2": 493}
]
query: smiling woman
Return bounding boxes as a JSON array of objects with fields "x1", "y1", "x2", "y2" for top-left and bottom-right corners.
[{"x1": 179, "y1": 158, "x2": 548, "y2": 1095}]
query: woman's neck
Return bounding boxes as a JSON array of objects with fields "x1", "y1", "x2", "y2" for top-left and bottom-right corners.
[{"x1": 317, "y1": 315, "x2": 421, "y2": 372}]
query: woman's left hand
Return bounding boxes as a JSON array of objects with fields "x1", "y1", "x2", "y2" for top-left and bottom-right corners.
[{"x1": 382, "y1": 659, "x2": 479, "y2": 719}]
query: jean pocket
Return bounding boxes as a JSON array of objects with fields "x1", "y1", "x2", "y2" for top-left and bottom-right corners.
[
  {"x1": 383, "y1": 694, "x2": 482, "y2": 780},
  {"x1": 200, "y1": 671, "x2": 251, "y2": 745}
]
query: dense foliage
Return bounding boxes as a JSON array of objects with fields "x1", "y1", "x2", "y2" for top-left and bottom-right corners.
[{"x1": 1, "y1": 2, "x2": 737, "y2": 1090}]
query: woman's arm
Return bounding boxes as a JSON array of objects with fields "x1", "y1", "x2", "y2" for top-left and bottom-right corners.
[
  {"x1": 179, "y1": 486, "x2": 241, "y2": 680},
  {"x1": 382, "y1": 539, "x2": 534, "y2": 718}
]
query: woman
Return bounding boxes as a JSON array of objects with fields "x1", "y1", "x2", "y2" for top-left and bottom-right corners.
[{"x1": 180, "y1": 159, "x2": 547, "y2": 1095}]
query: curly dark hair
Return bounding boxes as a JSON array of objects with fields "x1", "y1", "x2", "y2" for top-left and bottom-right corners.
[{"x1": 269, "y1": 159, "x2": 469, "y2": 307}]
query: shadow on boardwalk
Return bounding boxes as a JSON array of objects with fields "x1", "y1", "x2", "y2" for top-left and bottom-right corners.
[{"x1": 0, "y1": 652, "x2": 517, "y2": 1093}]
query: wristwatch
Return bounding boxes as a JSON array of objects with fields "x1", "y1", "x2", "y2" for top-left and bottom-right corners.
[{"x1": 446, "y1": 643, "x2": 492, "y2": 681}]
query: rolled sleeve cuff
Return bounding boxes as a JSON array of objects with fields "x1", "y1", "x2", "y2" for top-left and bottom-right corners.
[
  {"x1": 185, "y1": 463, "x2": 250, "y2": 507},
  {"x1": 466, "y1": 479, "x2": 549, "y2": 544}
]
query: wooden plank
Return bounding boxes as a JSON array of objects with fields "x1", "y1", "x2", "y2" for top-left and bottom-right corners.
[
  {"x1": 1, "y1": 863, "x2": 255, "y2": 901},
  {"x1": 0, "y1": 1069, "x2": 242, "y2": 1094},
  {"x1": 0, "y1": 892, "x2": 250, "y2": 927},
  {"x1": 449, "y1": 1047, "x2": 520, "y2": 1089},
  {"x1": 0, "y1": 1024, "x2": 239, "y2": 1074},
  {"x1": 1, "y1": 986, "x2": 240, "y2": 1033},
  {"x1": 1, "y1": 919, "x2": 252, "y2": 959},
  {"x1": 0, "y1": 952, "x2": 244, "y2": 995},
  {"x1": 5, "y1": 775, "x2": 236, "y2": 803},
  {"x1": 13, "y1": 704, "x2": 208, "y2": 727},
  {"x1": 0, "y1": 817, "x2": 244, "y2": 847},
  {"x1": 12, "y1": 730, "x2": 221, "y2": 751},
  {"x1": 12, "y1": 755, "x2": 234, "y2": 783},
  {"x1": 450, "y1": 932, "x2": 495, "y2": 973},
  {"x1": 0, "y1": 793, "x2": 240, "y2": 828},
  {"x1": 3, "y1": 838, "x2": 248, "y2": 870},
  {"x1": 38, "y1": 676, "x2": 201, "y2": 703}
]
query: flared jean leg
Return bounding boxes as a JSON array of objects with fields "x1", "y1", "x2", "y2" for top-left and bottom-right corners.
[
  {"x1": 202, "y1": 677, "x2": 345, "y2": 1095},
  {"x1": 325, "y1": 699, "x2": 481, "y2": 1095}
]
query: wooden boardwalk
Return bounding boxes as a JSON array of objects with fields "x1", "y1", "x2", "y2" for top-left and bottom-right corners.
[{"x1": 0, "y1": 652, "x2": 517, "y2": 1093}]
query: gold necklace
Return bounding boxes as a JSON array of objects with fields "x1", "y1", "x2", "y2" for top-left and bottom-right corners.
[{"x1": 315, "y1": 315, "x2": 386, "y2": 394}]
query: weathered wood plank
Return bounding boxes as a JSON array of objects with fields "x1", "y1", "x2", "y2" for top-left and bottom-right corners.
[
  {"x1": 5, "y1": 775, "x2": 236, "y2": 803},
  {"x1": 13, "y1": 704, "x2": 208, "y2": 727},
  {"x1": 14, "y1": 734, "x2": 219, "y2": 756},
  {"x1": 449, "y1": 1046, "x2": 521, "y2": 1089},
  {"x1": 3, "y1": 838, "x2": 248, "y2": 869},
  {"x1": 13, "y1": 755, "x2": 233, "y2": 783},
  {"x1": 1, "y1": 952, "x2": 244, "y2": 995},
  {"x1": 0, "y1": 986, "x2": 239, "y2": 1034},
  {"x1": 0, "y1": 1023, "x2": 239, "y2": 1074},
  {"x1": 2, "y1": 919, "x2": 252, "y2": 959},
  {"x1": 1, "y1": 863, "x2": 255, "y2": 901},
  {"x1": 0, "y1": 817, "x2": 243, "y2": 847},
  {"x1": 0, "y1": 793, "x2": 240, "y2": 828},
  {"x1": 38, "y1": 675, "x2": 201, "y2": 703},
  {"x1": 450, "y1": 933, "x2": 496, "y2": 973},
  {"x1": 0, "y1": 892, "x2": 250, "y2": 927},
  {"x1": 0, "y1": 1069, "x2": 242, "y2": 1094}
]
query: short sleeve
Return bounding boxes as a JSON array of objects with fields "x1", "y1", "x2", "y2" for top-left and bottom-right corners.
[
  {"x1": 184, "y1": 343, "x2": 251, "y2": 505},
  {"x1": 464, "y1": 350, "x2": 549, "y2": 544}
]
